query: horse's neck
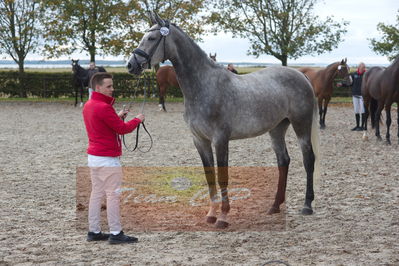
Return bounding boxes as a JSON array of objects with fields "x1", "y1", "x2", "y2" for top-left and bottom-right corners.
[
  {"x1": 387, "y1": 57, "x2": 399, "y2": 84},
  {"x1": 168, "y1": 27, "x2": 220, "y2": 100},
  {"x1": 321, "y1": 63, "x2": 338, "y2": 84}
]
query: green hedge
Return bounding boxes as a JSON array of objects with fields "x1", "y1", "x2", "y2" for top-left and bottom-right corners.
[
  {"x1": 0, "y1": 70, "x2": 351, "y2": 98},
  {"x1": 0, "y1": 71, "x2": 184, "y2": 98}
]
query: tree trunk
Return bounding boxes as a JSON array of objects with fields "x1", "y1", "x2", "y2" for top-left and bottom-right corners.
[
  {"x1": 18, "y1": 60, "x2": 27, "y2": 98},
  {"x1": 281, "y1": 55, "x2": 288, "y2": 66},
  {"x1": 90, "y1": 52, "x2": 95, "y2": 63}
]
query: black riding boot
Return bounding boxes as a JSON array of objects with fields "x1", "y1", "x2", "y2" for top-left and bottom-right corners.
[
  {"x1": 361, "y1": 113, "x2": 366, "y2": 130},
  {"x1": 352, "y1": 114, "x2": 360, "y2": 131}
]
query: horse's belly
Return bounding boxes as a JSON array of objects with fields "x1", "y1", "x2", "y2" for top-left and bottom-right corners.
[{"x1": 229, "y1": 120, "x2": 277, "y2": 140}]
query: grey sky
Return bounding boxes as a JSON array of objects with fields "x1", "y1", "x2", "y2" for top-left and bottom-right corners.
[{"x1": 2, "y1": 0, "x2": 398, "y2": 66}]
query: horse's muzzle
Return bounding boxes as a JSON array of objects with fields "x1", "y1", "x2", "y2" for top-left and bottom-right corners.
[{"x1": 127, "y1": 56, "x2": 145, "y2": 76}]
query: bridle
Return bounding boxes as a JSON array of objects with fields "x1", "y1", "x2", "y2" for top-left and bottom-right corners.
[
  {"x1": 124, "y1": 20, "x2": 170, "y2": 153},
  {"x1": 132, "y1": 20, "x2": 170, "y2": 72}
]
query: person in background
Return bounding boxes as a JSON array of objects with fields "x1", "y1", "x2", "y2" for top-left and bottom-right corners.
[
  {"x1": 227, "y1": 63, "x2": 238, "y2": 74},
  {"x1": 87, "y1": 62, "x2": 97, "y2": 99},
  {"x1": 338, "y1": 62, "x2": 367, "y2": 131},
  {"x1": 82, "y1": 72, "x2": 144, "y2": 244}
]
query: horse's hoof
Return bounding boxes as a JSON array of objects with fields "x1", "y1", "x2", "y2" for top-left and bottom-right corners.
[
  {"x1": 301, "y1": 207, "x2": 313, "y2": 215},
  {"x1": 385, "y1": 140, "x2": 391, "y2": 145},
  {"x1": 206, "y1": 216, "x2": 217, "y2": 224},
  {"x1": 215, "y1": 220, "x2": 229, "y2": 229},
  {"x1": 267, "y1": 206, "x2": 280, "y2": 215},
  {"x1": 376, "y1": 136, "x2": 382, "y2": 142},
  {"x1": 320, "y1": 125, "x2": 326, "y2": 130}
]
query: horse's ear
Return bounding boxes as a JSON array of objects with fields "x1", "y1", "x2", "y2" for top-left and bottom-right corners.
[
  {"x1": 154, "y1": 12, "x2": 165, "y2": 27},
  {"x1": 345, "y1": 58, "x2": 347, "y2": 63},
  {"x1": 149, "y1": 11, "x2": 158, "y2": 25}
]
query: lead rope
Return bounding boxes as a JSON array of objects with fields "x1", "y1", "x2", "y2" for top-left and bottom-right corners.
[{"x1": 122, "y1": 75, "x2": 153, "y2": 153}]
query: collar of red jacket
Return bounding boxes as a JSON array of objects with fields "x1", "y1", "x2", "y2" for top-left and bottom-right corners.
[
  {"x1": 91, "y1": 91, "x2": 115, "y2": 105},
  {"x1": 357, "y1": 69, "x2": 366, "y2": 75}
]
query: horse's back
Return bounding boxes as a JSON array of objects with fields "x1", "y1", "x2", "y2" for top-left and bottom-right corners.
[{"x1": 224, "y1": 66, "x2": 315, "y2": 139}]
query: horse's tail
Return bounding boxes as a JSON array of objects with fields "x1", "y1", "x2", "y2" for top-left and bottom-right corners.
[{"x1": 311, "y1": 97, "x2": 321, "y2": 193}]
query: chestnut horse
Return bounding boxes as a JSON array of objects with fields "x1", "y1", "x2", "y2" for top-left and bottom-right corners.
[
  {"x1": 156, "y1": 54, "x2": 217, "y2": 111},
  {"x1": 299, "y1": 59, "x2": 351, "y2": 129},
  {"x1": 362, "y1": 56, "x2": 399, "y2": 144}
]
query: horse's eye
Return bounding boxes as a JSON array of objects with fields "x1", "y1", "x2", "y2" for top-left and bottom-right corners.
[{"x1": 148, "y1": 36, "x2": 156, "y2": 41}]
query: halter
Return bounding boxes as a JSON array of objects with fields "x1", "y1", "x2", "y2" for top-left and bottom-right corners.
[{"x1": 132, "y1": 20, "x2": 170, "y2": 71}]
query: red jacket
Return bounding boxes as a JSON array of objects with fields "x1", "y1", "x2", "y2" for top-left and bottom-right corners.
[{"x1": 83, "y1": 91, "x2": 141, "y2": 157}]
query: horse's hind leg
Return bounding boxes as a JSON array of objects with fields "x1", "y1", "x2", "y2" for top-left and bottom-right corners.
[
  {"x1": 291, "y1": 119, "x2": 315, "y2": 215},
  {"x1": 80, "y1": 86, "x2": 84, "y2": 107},
  {"x1": 385, "y1": 103, "x2": 392, "y2": 145},
  {"x1": 375, "y1": 102, "x2": 384, "y2": 141},
  {"x1": 268, "y1": 119, "x2": 291, "y2": 215},
  {"x1": 193, "y1": 136, "x2": 217, "y2": 224},
  {"x1": 318, "y1": 97, "x2": 324, "y2": 129}
]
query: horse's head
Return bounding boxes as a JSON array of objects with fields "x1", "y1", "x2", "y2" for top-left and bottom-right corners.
[
  {"x1": 71, "y1": 59, "x2": 79, "y2": 73},
  {"x1": 209, "y1": 53, "x2": 217, "y2": 62},
  {"x1": 337, "y1": 58, "x2": 351, "y2": 83},
  {"x1": 127, "y1": 12, "x2": 171, "y2": 75}
]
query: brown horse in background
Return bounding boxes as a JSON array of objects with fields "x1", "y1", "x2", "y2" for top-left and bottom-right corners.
[
  {"x1": 299, "y1": 59, "x2": 351, "y2": 129},
  {"x1": 156, "y1": 53, "x2": 217, "y2": 111},
  {"x1": 362, "y1": 56, "x2": 399, "y2": 144}
]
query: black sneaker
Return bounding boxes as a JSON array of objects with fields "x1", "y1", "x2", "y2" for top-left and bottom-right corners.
[
  {"x1": 87, "y1": 232, "x2": 110, "y2": 242},
  {"x1": 351, "y1": 126, "x2": 360, "y2": 131},
  {"x1": 108, "y1": 231, "x2": 138, "y2": 244}
]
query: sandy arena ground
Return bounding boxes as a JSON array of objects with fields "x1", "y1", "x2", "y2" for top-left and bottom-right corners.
[{"x1": 0, "y1": 101, "x2": 398, "y2": 265}]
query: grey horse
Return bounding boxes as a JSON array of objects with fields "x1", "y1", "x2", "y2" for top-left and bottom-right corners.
[{"x1": 127, "y1": 13, "x2": 320, "y2": 229}]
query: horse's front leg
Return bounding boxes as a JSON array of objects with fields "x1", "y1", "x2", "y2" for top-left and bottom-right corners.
[
  {"x1": 321, "y1": 97, "x2": 331, "y2": 129},
  {"x1": 397, "y1": 106, "x2": 399, "y2": 144},
  {"x1": 214, "y1": 138, "x2": 230, "y2": 229},
  {"x1": 192, "y1": 136, "x2": 218, "y2": 224}
]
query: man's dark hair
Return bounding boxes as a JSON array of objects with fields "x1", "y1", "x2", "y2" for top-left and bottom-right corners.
[{"x1": 90, "y1": 72, "x2": 113, "y2": 89}]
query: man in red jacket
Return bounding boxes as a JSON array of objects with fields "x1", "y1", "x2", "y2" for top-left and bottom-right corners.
[{"x1": 82, "y1": 72, "x2": 144, "y2": 244}]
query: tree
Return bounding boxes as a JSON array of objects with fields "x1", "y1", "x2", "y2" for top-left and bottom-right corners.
[
  {"x1": 369, "y1": 10, "x2": 399, "y2": 61},
  {"x1": 0, "y1": 0, "x2": 42, "y2": 73},
  {"x1": 40, "y1": 0, "x2": 210, "y2": 62},
  {"x1": 209, "y1": 0, "x2": 348, "y2": 66},
  {"x1": 117, "y1": 0, "x2": 210, "y2": 58},
  {"x1": 41, "y1": 0, "x2": 128, "y2": 62}
]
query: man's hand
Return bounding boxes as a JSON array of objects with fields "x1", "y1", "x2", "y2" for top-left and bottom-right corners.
[
  {"x1": 136, "y1": 113, "x2": 145, "y2": 122},
  {"x1": 118, "y1": 108, "x2": 129, "y2": 119}
]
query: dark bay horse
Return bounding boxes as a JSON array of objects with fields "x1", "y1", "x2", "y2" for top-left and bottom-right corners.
[
  {"x1": 71, "y1": 59, "x2": 106, "y2": 107},
  {"x1": 299, "y1": 60, "x2": 351, "y2": 129},
  {"x1": 128, "y1": 13, "x2": 320, "y2": 228},
  {"x1": 362, "y1": 56, "x2": 399, "y2": 144},
  {"x1": 156, "y1": 54, "x2": 217, "y2": 112}
]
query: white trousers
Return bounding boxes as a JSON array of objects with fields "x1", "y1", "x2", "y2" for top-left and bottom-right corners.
[
  {"x1": 352, "y1": 96, "x2": 365, "y2": 114},
  {"x1": 87, "y1": 155, "x2": 122, "y2": 233}
]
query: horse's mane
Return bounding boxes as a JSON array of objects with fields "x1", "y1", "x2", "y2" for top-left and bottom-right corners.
[{"x1": 171, "y1": 23, "x2": 223, "y2": 69}]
